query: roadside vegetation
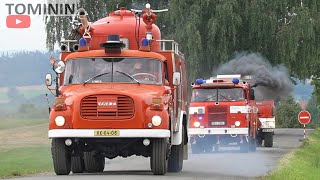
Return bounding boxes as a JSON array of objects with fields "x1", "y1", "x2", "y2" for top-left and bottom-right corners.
[
  {"x1": 264, "y1": 128, "x2": 320, "y2": 180},
  {"x1": 0, "y1": 145, "x2": 52, "y2": 178},
  {"x1": 275, "y1": 95, "x2": 320, "y2": 128}
]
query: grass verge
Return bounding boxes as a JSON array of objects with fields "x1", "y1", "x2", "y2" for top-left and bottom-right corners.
[
  {"x1": 0, "y1": 145, "x2": 52, "y2": 178},
  {"x1": 264, "y1": 128, "x2": 320, "y2": 180}
]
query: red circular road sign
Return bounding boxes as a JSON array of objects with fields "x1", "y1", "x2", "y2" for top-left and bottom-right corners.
[{"x1": 298, "y1": 111, "x2": 311, "y2": 124}]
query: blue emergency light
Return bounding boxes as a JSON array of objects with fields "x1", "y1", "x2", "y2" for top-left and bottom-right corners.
[
  {"x1": 141, "y1": 38, "x2": 149, "y2": 46},
  {"x1": 196, "y1": 78, "x2": 205, "y2": 85},
  {"x1": 232, "y1": 78, "x2": 239, "y2": 84},
  {"x1": 79, "y1": 38, "x2": 87, "y2": 46}
]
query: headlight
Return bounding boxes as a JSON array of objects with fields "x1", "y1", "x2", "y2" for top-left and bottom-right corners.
[
  {"x1": 193, "y1": 121, "x2": 200, "y2": 128},
  {"x1": 55, "y1": 116, "x2": 65, "y2": 126},
  {"x1": 152, "y1": 115, "x2": 162, "y2": 126},
  {"x1": 235, "y1": 121, "x2": 241, "y2": 127}
]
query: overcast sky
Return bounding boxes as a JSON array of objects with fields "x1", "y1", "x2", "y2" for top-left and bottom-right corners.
[{"x1": 0, "y1": 0, "x2": 59, "y2": 52}]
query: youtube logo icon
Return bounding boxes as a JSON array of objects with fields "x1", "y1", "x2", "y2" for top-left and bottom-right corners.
[{"x1": 6, "y1": 15, "x2": 31, "y2": 28}]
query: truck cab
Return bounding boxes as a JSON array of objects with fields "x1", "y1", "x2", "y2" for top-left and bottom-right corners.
[
  {"x1": 45, "y1": 4, "x2": 188, "y2": 175},
  {"x1": 188, "y1": 75, "x2": 257, "y2": 153}
]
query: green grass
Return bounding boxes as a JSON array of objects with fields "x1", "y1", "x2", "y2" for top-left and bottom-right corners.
[
  {"x1": 0, "y1": 145, "x2": 52, "y2": 178},
  {"x1": 0, "y1": 118, "x2": 47, "y2": 130},
  {"x1": 264, "y1": 128, "x2": 320, "y2": 180}
]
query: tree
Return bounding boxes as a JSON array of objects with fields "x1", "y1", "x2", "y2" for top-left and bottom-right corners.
[
  {"x1": 276, "y1": 96, "x2": 302, "y2": 128},
  {"x1": 306, "y1": 95, "x2": 320, "y2": 128}
]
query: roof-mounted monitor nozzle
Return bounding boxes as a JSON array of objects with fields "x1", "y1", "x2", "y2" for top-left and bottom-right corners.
[{"x1": 100, "y1": 34, "x2": 125, "y2": 53}]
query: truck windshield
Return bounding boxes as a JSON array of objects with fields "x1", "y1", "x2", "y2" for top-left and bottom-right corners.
[
  {"x1": 191, "y1": 88, "x2": 245, "y2": 102},
  {"x1": 64, "y1": 57, "x2": 162, "y2": 85}
]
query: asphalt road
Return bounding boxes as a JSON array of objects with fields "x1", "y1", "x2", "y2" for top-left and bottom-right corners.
[{"x1": 6, "y1": 128, "x2": 313, "y2": 180}]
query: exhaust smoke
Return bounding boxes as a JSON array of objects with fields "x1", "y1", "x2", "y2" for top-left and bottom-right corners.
[{"x1": 215, "y1": 53, "x2": 294, "y2": 100}]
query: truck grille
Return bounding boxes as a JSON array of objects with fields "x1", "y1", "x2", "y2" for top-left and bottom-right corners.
[
  {"x1": 81, "y1": 95, "x2": 134, "y2": 120},
  {"x1": 208, "y1": 106, "x2": 228, "y2": 126}
]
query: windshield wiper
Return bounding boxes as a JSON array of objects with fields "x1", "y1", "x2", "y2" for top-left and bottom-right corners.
[
  {"x1": 203, "y1": 97, "x2": 212, "y2": 102},
  {"x1": 83, "y1": 72, "x2": 110, "y2": 85},
  {"x1": 116, "y1": 71, "x2": 140, "y2": 85},
  {"x1": 219, "y1": 94, "x2": 231, "y2": 101}
]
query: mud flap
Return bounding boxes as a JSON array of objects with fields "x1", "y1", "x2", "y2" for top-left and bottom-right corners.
[
  {"x1": 183, "y1": 144, "x2": 188, "y2": 160},
  {"x1": 172, "y1": 111, "x2": 185, "y2": 145}
]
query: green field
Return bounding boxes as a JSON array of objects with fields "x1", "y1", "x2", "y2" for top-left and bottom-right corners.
[
  {"x1": 19, "y1": 89, "x2": 47, "y2": 99},
  {"x1": 0, "y1": 145, "x2": 52, "y2": 178},
  {"x1": 0, "y1": 118, "x2": 47, "y2": 130},
  {"x1": 264, "y1": 128, "x2": 320, "y2": 180},
  {"x1": 0, "y1": 88, "x2": 47, "y2": 102},
  {"x1": 0, "y1": 93, "x2": 8, "y2": 101}
]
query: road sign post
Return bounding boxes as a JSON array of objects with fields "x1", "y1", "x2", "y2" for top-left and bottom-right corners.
[{"x1": 298, "y1": 111, "x2": 311, "y2": 139}]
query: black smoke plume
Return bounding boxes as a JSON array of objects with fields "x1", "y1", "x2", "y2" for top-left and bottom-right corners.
[{"x1": 215, "y1": 53, "x2": 294, "y2": 101}]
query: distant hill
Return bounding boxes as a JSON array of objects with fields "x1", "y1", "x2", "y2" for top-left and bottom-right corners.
[{"x1": 0, "y1": 51, "x2": 57, "y2": 87}]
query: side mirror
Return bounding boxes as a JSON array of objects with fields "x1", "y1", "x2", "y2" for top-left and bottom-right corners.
[
  {"x1": 53, "y1": 61, "x2": 66, "y2": 74},
  {"x1": 249, "y1": 88, "x2": 255, "y2": 100},
  {"x1": 172, "y1": 72, "x2": 181, "y2": 86},
  {"x1": 45, "y1": 73, "x2": 52, "y2": 86}
]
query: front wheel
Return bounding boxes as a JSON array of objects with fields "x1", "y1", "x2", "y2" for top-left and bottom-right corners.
[
  {"x1": 84, "y1": 152, "x2": 105, "y2": 173},
  {"x1": 71, "y1": 156, "x2": 85, "y2": 173},
  {"x1": 264, "y1": 132, "x2": 273, "y2": 147},
  {"x1": 51, "y1": 138, "x2": 71, "y2": 175},
  {"x1": 151, "y1": 138, "x2": 167, "y2": 175},
  {"x1": 168, "y1": 126, "x2": 185, "y2": 172}
]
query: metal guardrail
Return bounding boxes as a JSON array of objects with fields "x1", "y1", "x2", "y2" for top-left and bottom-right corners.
[{"x1": 155, "y1": 40, "x2": 184, "y2": 56}]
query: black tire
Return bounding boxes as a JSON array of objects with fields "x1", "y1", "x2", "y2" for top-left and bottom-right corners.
[
  {"x1": 51, "y1": 138, "x2": 71, "y2": 175},
  {"x1": 264, "y1": 132, "x2": 273, "y2": 147},
  {"x1": 84, "y1": 152, "x2": 105, "y2": 173},
  {"x1": 71, "y1": 156, "x2": 85, "y2": 173},
  {"x1": 151, "y1": 138, "x2": 167, "y2": 175},
  {"x1": 168, "y1": 126, "x2": 184, "y2": 172},
  {"x1": 257, "y1": 136, "x2": 263, "y2": 147}
]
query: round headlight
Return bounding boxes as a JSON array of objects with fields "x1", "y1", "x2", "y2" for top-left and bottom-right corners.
[
  {"x1": 55, "y1": 116, "x2": 65, "y2": 126},
  {"x1": 152, "y1": 115, "x2": 162, "y2": 126},
  {"x1": 193, "y1": 121, "x2": 200, "y2": 128},
  {"x1": 235, "y1": 121, "x2": 241, "y2": 127}
]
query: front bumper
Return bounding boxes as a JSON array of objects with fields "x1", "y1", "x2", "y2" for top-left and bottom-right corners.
[
  {"x1": 188, "y1": 128, "x2": 248, "y2": 135},
  {"x1": 48, "y1": 129, "x2": 170, "y2": 138}
]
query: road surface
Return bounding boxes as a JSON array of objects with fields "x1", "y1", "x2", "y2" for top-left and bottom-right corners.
[{"x1": 5, "y1": 128, "x2": 313, "y2": 180}]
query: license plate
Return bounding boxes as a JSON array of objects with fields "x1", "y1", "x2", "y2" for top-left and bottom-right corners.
[
  {"x1": 211, "y1": 121, "x2": 225, "y2": 126},
  {"x1": 94, "y1": 130, "x2": 120, "y2": 136},
  {"x1": 262, "y1": 129, "x2": 274, "y2": 132}
]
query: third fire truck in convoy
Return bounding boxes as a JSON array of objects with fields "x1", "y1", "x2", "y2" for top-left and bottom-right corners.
[
  {"x1": 188, "y1": 75, "x2": 257, "y2": 153},
  {"x1": 256, "y1": 100, "x2": 275, "y2": 147},
  {"x1": 45, "y1": 3, "x2": 188, "y2": 176}
]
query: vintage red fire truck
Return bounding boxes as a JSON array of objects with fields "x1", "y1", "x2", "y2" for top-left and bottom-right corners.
[
  {"x1": 45, "y1": 4, "x2": 188, "y2": 175},
  {"x1": 188, "y1": 75, "x2": 257, "y2": 153},
  {"x1": 256, "y1": 100, "x2": 275, "y2": 147}
]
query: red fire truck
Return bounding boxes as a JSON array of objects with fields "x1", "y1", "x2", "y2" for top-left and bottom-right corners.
[
  {"x1": 188, "y1": 75, "x2": 257, "y2": 153},
  {"x1": 45, "y1": 4, "x2": 188, "y2": 175},
  {"x1": 256, "y1": 100, "x2": 275, "y2": 147}
]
